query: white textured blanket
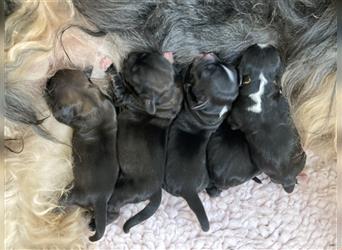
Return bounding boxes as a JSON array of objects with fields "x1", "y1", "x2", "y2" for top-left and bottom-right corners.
[{"x1": 96, "y1": 153, "x2": 336, "y2": 250}]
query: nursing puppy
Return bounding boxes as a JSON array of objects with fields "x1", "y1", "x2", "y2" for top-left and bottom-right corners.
[
  {"x1": 229, "y1": 44, "x2": 306, "y2": 193},
  {"x1": 206, "y1": 121, "x2": 261, "y2": 197},
  {"x1": 45, "y1": 69, "x2": 119, "y2": 241},
  {"x1": 107, "y1": 51, "x2": 182, "y2": 233},
  {"x1": 163, "y1": 53, "x2": 239, "y2": 231}
]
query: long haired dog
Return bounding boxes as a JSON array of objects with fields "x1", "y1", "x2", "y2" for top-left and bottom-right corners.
[
  {"x1": 163, "y1": 53, "x2": 238, "y2": 231},
  {"x1": 5, "y1": 0, "x2": 336, "y2": 248},
  {"x1": 45, "y1": 69, "x2": 119, "y2": 241},
  {"x1": 106, "y1": 51, "x2": 182, "y2": 233},
  {"x1": 72, "y1": 0, "x2": 336, "y2": 159},
  {"x1": 228, "y1": 44, "x2": 306, "y2": 193},
  {"x1": 206, "y1": 121, "x2": 261, "y2": 197}
]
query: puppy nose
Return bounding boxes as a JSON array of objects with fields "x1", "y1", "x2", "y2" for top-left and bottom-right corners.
[
  {"x1": 201, "y1": 53, "x2": 215, "y2": 60},
  {"x1": 283, "y1": 184, "x2": 295, "y2": 193},
  {"x1": 195, "y1": 53, "x2": 217, "y2": 63}
]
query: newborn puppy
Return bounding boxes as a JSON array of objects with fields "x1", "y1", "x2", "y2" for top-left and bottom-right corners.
[
  {"x1": 163, "y1": 53, "x2": 239, "y2": 231},
  {"x1": 206, "y1": 121, "x2": 261, "y2": 197},
  {"x1": 107, "y1": 51, "x2": 182, "y2": 233},
  {"x1": 45, "y1": 69, "x2": 119, "y2": 241},
  {"x1": 229, "y1": 44, "x2": 306, "y2": 193}
]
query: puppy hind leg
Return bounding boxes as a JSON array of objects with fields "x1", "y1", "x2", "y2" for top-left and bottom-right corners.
[
  {"x1": 205, "y1": 183, "x2": 222, "y2": 198},
  {"x1": 59, "y1": 188, "x2": 87, "y2": 208},
  {"x1": 106, "y1": 181, "x2": 141, "y2": 224},
  {"x1": 123, "y1": 189, "x2": 162, "y2": 233}
]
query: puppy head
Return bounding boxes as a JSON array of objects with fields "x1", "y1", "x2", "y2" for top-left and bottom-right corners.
[
  {"x1": 185, "y1": 53, "x2": 239, "y2": 124},
  {"x1": 45, "y1": 69, "x2": 106, "y2": 129},
  {"x1": 238, "y1": 44, "x2": 283, "y2": 96},
  {"x1": 267, "y1": 150, "x2": 306, "y2": 193},
  {"x1": 122, "y1": 51, "x2": 176, "y2": 115}
]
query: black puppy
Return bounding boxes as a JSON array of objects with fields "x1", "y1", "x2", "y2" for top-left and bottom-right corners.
[
  {"x1": 163, "y1": 53, "x2": 239, "y2": 231},
  {"x1": 45, "y1": 69, "x2": 119, "y2": 241},
  {"x1": 206, "y1": 121, "x2": 261, "y2": 197},
  {"x1": 106, "y1": 51, "x2": 182, "y2": 233},
  {"x1": 229, "y1": 44, "x2": 306, "y2": 193}
]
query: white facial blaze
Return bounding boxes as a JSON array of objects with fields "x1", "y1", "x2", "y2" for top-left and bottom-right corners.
[
  {"x1": 247, "y1": 73, "x2": 268, "y2": 113},
  {"x1": 221, "y1": 65, "x2": 235, "y2": 82}
]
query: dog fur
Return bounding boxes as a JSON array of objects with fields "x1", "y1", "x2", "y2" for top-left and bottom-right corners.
[
  {"x1": 45, "y1": 69, "x2": 119, "y2": 241},
  {"x1": 163, "y1": 53, "x2": 239, "y2": 231},
  {"x1": 4, "y1": 0, "x2": 336, "y2": 248},
  {"x1": 106, "y1": 51, "x2": 182, "y2": 233},
  {"x1": 228, "y1": 44, "x2": 306, "y2": 193},
  {"x1": 206, "y1": 121, "x2": 260, "y2": 197}
]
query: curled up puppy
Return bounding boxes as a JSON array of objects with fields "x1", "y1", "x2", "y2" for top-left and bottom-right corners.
[
  {"x1": 45, "y1": 69, "x2": 119, "y2": 241},
  {"x1": 228, "y1": 44, "x2": 306, "y2": 193},
  {"x1": 106, "y1": 51, "x2": 182, "y2": 233},
  {"x1": 206, "y1": 120, "x2": 261, "y2": 197},
  {"x1": 163, "y1": 53, "x2": 239, "y2": 231}
]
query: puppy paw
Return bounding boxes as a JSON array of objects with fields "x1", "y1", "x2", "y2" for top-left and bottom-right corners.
[
  {"x1": 206, "y1": 187, "x2": 221, "y2": 197},
  {"x1": 100, "y1": 56, "x2": 113, "y2": 71},
  {"x1": 297, "y1": 172, "x2": 309, "y2": 184}
]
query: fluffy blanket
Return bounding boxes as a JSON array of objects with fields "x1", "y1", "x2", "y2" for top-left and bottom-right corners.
[{"x1": 96, "y1": 153, "x2": 336, "y2": 250}]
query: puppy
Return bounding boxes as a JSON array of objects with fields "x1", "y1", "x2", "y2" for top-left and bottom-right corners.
[
  {"x1": 206, "y1": 121, "x2": 261, "y2": 197},
  {"x1": 163, "y1": 53, "x2": 239, "y2": 231},
  {"x1": 229, "y1": 44, "x2": 306, "y2": 193},
  {"x1": 45, "y1": 69, "x2": 119, "y2": 241},
  {"x1": 106, "y1": 51, "x2": 182, "y2": 233}
]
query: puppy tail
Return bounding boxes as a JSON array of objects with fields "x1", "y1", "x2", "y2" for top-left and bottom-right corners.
[
  {"x1": 183, "y1": 192, "x2": 210, "y2": 232},
  {"x1": 89, "y1": 199, "x2": 107, "y2": 242},
  {"x1": 123, "y1": 189, "x2": 162, "y2": 233}
]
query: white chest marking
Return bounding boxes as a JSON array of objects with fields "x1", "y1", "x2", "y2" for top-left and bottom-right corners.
[
  {"x1": 221, "y1": 65, "x2": 235, "y2": 82},
  {"x1": 219, "y1": 105, "x2": 228, "y2": 118},
  {"x1": 247, "y1": 73, "x2": 268, "y2": 113}
]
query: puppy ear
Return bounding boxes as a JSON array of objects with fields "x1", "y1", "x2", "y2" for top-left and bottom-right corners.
[{"x1": 163, "y1": 51, "x2": 174, "y2": 64}]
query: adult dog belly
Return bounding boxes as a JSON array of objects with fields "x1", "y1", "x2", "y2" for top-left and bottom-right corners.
[
  {"x1": 164, "y1": 127, "x2": 210, "y2": 195},
  {"x1": 117, "y1": 111, "x2": 167, "y2": 185}
]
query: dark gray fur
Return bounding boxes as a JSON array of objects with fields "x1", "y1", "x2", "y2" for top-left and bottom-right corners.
[{"x1": 5, "y1": 0, "x2": 335, "y2": 141}]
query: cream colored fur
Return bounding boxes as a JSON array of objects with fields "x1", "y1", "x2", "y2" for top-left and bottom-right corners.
[{"x1": 4, "y1": 1, "x2": 337, "y2": 249}]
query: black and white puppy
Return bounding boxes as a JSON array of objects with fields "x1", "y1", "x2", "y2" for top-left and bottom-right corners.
[
  {"x1": 45, "y1": 69, "x2": 119, "y2": 241},
  {"x1": 107, "y1": 51, "x2": 182, "y2": 233},
  {"x1": 229, "y1": 44, "x2": 306, "y2": 193},
  {"x1": 206, "y1": 121, "x2": 261, "y2": 197},
  {"x1": 163, "y1": 53, "x2": 239, "y2": 231}
]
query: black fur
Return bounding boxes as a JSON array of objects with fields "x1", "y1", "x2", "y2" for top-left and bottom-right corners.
[
  {"x1": 45, "y1": 69, "x2": 119, "y2": 241},
  {"x1": 106, "y1": 51, "x2": 182, "y2": 233},
  {"x1": 163, "y1": 53, "x2": 239, "y2": 231},
  {"x1": 206, "y1": 121, "x2": 260, "y2": 197},
  {"x1": 229, "y1": 44, "x2": 306, "y2": 193}
]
